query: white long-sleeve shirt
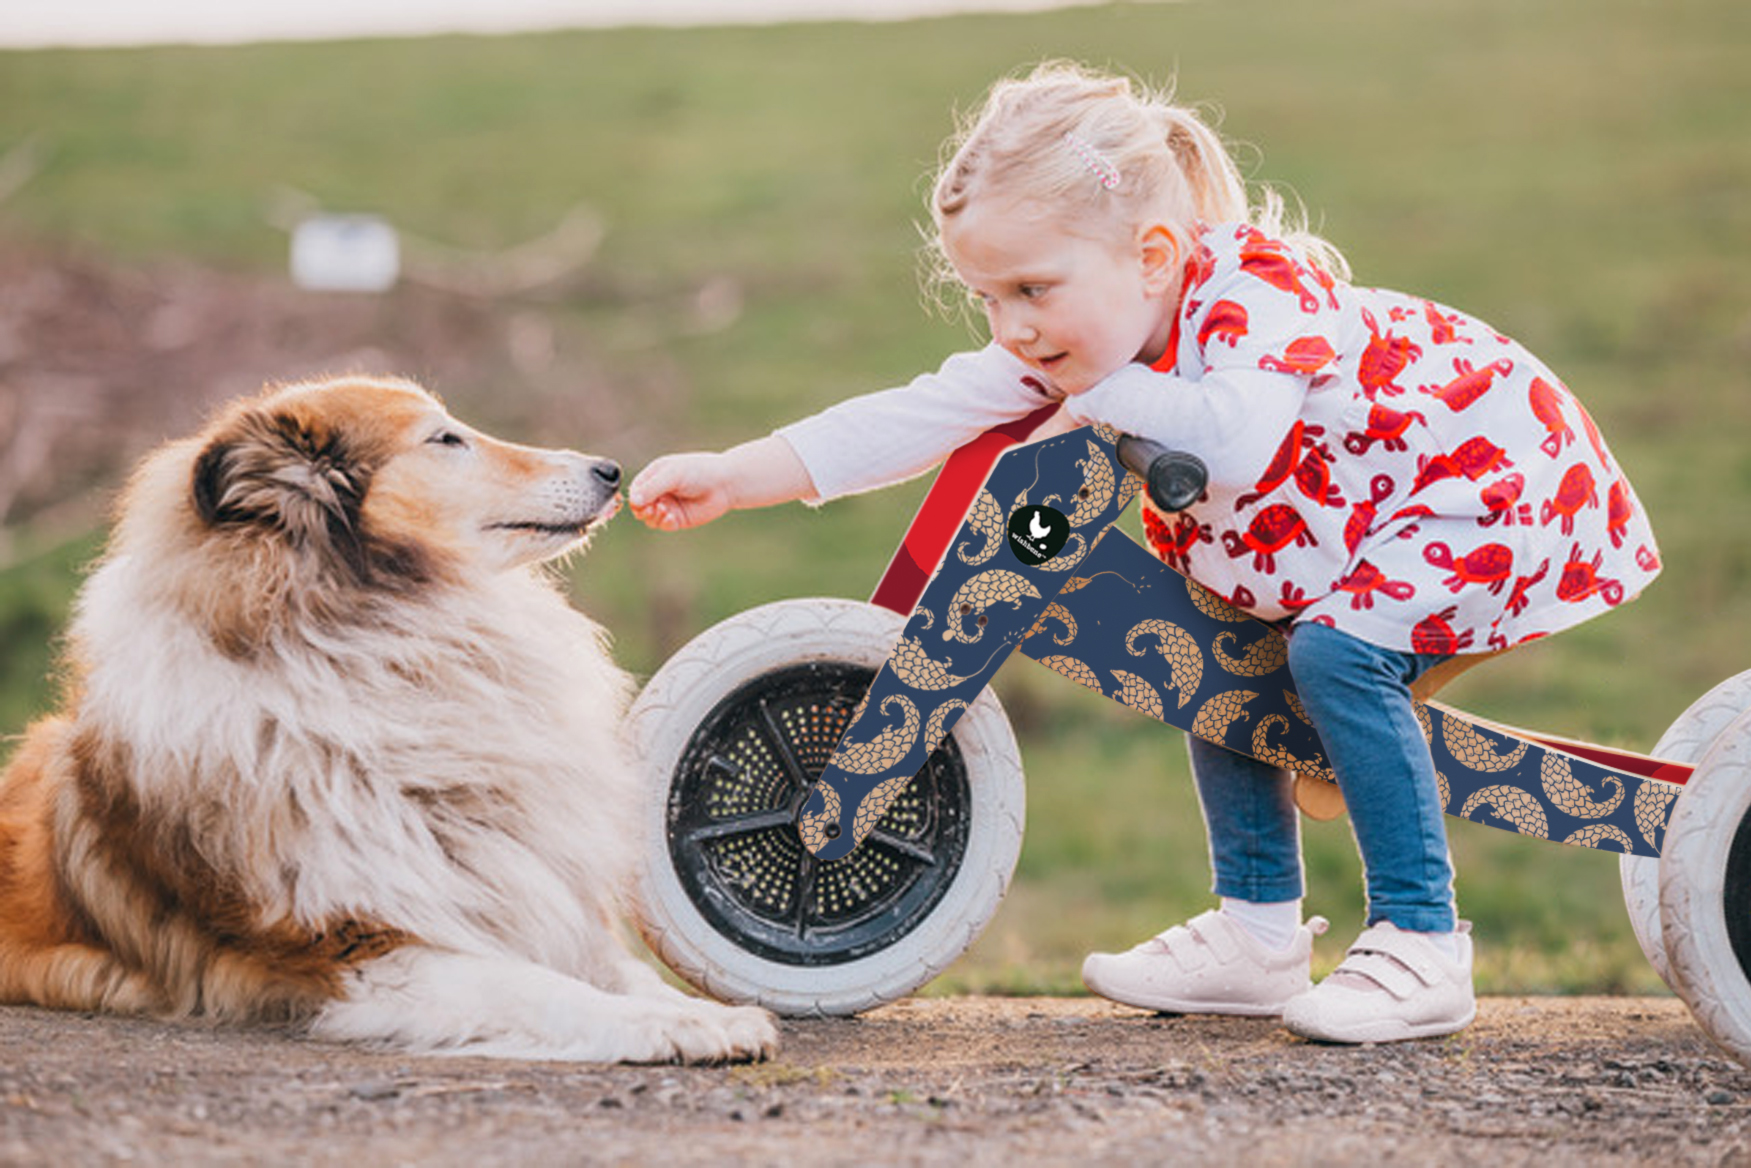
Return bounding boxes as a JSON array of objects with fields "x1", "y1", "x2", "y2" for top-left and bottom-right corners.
[{"x1": 777, "y1": 222, "x2": 1661, "y2": 654}]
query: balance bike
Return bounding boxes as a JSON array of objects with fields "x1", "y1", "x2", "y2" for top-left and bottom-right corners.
[{"x1": 626, "y1": 410, "x2": 1751, "y2": 1065}]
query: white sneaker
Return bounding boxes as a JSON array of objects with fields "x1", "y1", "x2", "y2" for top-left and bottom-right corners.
[
  {"x1": 1282, "y1": 920, "x2": 1476, "y2": 1044},
  {"x1": 1081, "y1": 909, "x2": 1329, "y2": 1016}
]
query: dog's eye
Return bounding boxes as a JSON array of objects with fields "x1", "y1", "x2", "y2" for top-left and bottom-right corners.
[{"x1": 428, "y1": 431, "x2": 468, "y2": 449}]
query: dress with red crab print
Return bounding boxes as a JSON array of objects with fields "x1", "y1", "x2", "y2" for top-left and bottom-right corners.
[
  {"x1": 774, "y1": 221, "x2": 1660, "y2": 657},
  {"x1": 1062, "y1": 221, "x2": 1662, "y2": 654}
]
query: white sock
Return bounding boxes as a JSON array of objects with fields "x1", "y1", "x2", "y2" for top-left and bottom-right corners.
[
  {"x1": 1412, "y1": 928, "x2": 1463, "y2": 964},
  {"x1": 1220, "y1": 897, "x2": 1302, "y2": 951}
]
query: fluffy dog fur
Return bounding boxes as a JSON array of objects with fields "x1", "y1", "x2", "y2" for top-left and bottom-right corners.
[{"x1": 0, "y1": 375, "x2": 777, "y2": 1062}]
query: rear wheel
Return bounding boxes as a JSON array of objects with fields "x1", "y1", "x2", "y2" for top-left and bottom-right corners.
[
  {"x1": 1658, "y1": 705, "x2": 1751, "y2": 1063},
  {"x1": 627, "y1": 599, "x2": 1025, "y2": 1017},
  {"x1": 1620, "y1": 669, "x2": 1751, "y2": 990}
]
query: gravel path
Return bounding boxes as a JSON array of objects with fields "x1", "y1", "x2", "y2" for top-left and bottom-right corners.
[{"x1": 3, "y1": 996, "x2": 1747, "y2": 1166}]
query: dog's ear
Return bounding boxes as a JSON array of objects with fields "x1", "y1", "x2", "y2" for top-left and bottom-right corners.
[
  {"x1": 191, "y1": 408, "x2": 371, "y2": 570},
  {"x1": 190, "y1": 403, "x2": 437, "y2": 593}
]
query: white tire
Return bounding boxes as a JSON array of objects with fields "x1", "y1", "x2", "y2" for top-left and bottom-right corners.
[
  {"x1": 626, "y1": 598, "x2": 1025, "y2": 1017},
  {"x1": 1659, "y1": 705, "x2": 1751, "y2": 1064},
  {"x1": 1621, "y1": 669, "x2": 1751, "y2": 990}
]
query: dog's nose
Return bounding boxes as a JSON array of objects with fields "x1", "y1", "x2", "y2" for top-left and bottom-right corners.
[{"x1": 592, "y1": 460, "x2": 622, "y2": 490}]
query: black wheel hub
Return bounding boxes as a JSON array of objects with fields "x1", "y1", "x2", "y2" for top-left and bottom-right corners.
[
  {"x1": 667, "y1": 661, "x2": 972, "y2": 966},
  {"x1": 1724, "y1": 808, "x2": 1751, "y2": 985}
]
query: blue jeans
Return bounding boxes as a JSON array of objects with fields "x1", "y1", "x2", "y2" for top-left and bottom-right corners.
[{"x1": 1191, "y1": 621, "x2": 1458, "y2": 933}]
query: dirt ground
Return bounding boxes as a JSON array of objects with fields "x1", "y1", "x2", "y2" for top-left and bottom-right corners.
[{"x1": 2, "y1": 995, "x2": 1747, "y2": 1166}]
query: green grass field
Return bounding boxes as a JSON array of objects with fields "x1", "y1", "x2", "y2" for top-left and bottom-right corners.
[{"x1": 2, "y1": 0, "x2": 1748, "y2": 994}]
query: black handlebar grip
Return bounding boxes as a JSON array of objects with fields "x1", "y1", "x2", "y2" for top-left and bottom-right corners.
[{"x1": 1116, "y1": 435, "x2": 1208, "y2": 513}]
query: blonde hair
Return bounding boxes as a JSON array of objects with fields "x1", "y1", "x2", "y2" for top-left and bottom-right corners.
[{"x1": 925, "y1": 62, "x2": 1347, "y2": 305}]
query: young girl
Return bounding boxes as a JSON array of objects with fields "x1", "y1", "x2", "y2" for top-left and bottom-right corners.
[{"x1": 629, "y1": 62, "x2": 1660, "y2": 1044}]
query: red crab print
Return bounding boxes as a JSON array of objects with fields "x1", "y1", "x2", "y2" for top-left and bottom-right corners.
[
  {"x1": 1388, "y1": 504, "x2": 1435, "y2": 528},
  {"x1": 1239, "y1": 235, "x2": 1330, "y2": 313},
  {"x1": 1411, "y1": 437, "x2": 1514, "y2": 495},
  {"x1": 1142, "y1": 507, "x2": 1211, "y2": 573},
  {"x1": 1237, "y1": 424, "x2": 1346, "y2": 511},
  {"x1": 1292, "y1": 444, "x2": 1346, "y2": 509},
  {"x1": 1411, "y1": 605, "x2": 1474, "y2": 655},
  {"x1": 1238, "y1": 422, "x2": 1312, "y2": 509},
  {"x1": 1453, "y1": 437, "x2": 1515, "y2": 478},
  {"x1": 1423, "y1": 357, "x2": 1514, "y2": 413},
  {"x1": 1503, "y1": 557, "x2": 1552, "y2": 618},
  {"x1": 1356, "y1": 308, "x2": 1422, "y2": 399},
  {"x1": 1421, "y1": 300, "x2": 1471, "y2": 346},
  {"x1": 1635, "y1": 544, "x2": 1661, "y2": 573},
  {"x1": 1344, "y1": 474, "x2": 1397, "y2": 554},
  {"x1": 1528, "y1": 377, "x2": 1574, "y2": 457},
  {"x1": 1557, "y1": 545, "x2": 1624, "y2": 606},
  {"x1": 1343, "y1": 403, "x2": 1426, "y2": 456},
  {"x1": 1278, "y1": 580, "x2": 1317, "y2": 612},
  {"x1": 1540, "y1": 462, "x2": 1599, "y2": 535},
  {"x1": 1486, "y1": 631, "x2": 1508, "y2": 653},
  {"x1": 1479, "y1": 473, "x2": 1532, "y2": 526},
  {"x1": 1258, "y1": 335, "x2": 1338, "y2": 375},
  {"x1": 1221, "y1": 504, "x2": 1317, "y2": 573},
  {"x1": 1424, "y1": 541, "x2": 1514, "y2": 595},
  {"x1": 1381, "y1": 503, "x2": 1435, "y2": 545},
  {"x1": 1198, "y1": 299, "x2": 1249, "y2": 348},
  {"x1": 1606, "y1": 479, "x2": 1633, "y2": 548},
  {"x1": 1336, "y1": 560, "x2": 1416, "y2": 610}
]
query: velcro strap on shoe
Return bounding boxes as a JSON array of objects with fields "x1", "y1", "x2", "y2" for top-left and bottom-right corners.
[
  {"x1": 1350, "y1": 926, "x2": 1448, "y2": 986},
  {"x1": 1186, "y1": 912, "x2": 1245, "y2": 965},
  {"x1": 1332, "y1": 949, "x2": 1427, "y2": 1001},
  {"x1": 1154, "y1": 925, "x2": 1207, "y2": 971}
]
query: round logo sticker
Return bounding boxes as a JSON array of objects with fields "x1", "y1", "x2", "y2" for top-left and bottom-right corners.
[{"x1": 1006, "y1": 505, "x2": 1070, "y2": 566}]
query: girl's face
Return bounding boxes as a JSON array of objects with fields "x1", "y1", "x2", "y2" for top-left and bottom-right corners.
[{"x1": 942, "y1": 195, "x2": 1181, "y2": 395}]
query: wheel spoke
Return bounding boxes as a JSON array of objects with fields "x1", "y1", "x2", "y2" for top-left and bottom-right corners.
[
  {"x1": 703, "y1": 753, "x2": 740, "y2": 782},
  {"x1": 791, "y1": 853, "x2": 819, "y2": 939},
  {"x1": 867, "y1": 828, "x2": 937, "y2": 866},
  {"x1": 757, "y1": 698, "x2": 817, "y2": 792},
  {"x1": 682, "y1": 807, "x2": 796, "y2": 846}
]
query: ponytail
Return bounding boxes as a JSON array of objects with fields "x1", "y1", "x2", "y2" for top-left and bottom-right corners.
[{"x1": 1157, "y1": 105, "x2": 1247, "y2": 228}]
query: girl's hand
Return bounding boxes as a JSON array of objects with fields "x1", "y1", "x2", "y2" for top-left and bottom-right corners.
[
  {"x1": 631, "y1": 437, "x2": 817, "y2": 531},
  {"x1": 629, "y1": 452, "x2": 736, "y2": 531}
]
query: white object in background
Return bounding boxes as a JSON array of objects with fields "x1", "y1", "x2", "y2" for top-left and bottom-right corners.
[{"x1": 289, "y1": 214, "x2": 401, "y2": 293}]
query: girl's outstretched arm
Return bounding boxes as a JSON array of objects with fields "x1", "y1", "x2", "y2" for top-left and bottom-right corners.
[{"x1": 629, "y1": 436, "x2": 817, "y2": 532}]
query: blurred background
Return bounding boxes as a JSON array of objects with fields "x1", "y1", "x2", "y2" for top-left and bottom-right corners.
[{"x1": 1, "y1": 0, "x2": 1746, "y2": 996}]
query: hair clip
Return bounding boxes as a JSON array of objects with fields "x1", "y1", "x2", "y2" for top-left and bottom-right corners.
[{"x1": 1062, "y1": 131, "x2": 1121, "y2": 191}]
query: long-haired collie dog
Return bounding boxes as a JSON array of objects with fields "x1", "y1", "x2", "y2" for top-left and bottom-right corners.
[{"x1": 0, "y1": 375, "x2": 776, "y2": 1063}]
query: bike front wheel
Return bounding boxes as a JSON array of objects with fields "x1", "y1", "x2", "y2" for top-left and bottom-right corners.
[{"x1": 626, "y1": 598, "x2": 1025, "y2": 1017}]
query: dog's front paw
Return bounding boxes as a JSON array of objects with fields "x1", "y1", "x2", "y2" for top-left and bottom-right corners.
[
  {"x1": 664, "y1": 1000, "x2": 780, "y2": 1064},
  {"x1": 718, "y1": 1003, "x2": 781, "y2": 1063}
]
